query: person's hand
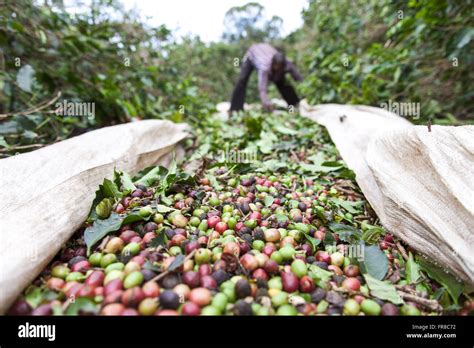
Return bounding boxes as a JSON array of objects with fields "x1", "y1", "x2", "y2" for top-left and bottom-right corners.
[{"x1": 263, "y1": 102, "x2": 274, "y2": 112}]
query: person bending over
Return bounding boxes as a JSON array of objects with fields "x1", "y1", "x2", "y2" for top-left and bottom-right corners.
[{"x1": 230, "y1": 43, "x2": 303, "y2": 113}]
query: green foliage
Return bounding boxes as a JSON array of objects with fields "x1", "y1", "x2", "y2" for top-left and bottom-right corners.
[
  {"x1": 1, "y1": 0, "x2": 472, "y2": 157},
  {"x1": 364, "y1": 274, "x2": 404, "y2": 305},
  {"x1": 291, "y1": 0, "x2": 474, "y2": 124},
  {"x1": 359, "y1": 242, "x2": 389, "y2": 280},
  {"x1": 418, "y1": 257, "x2": 464, "y2": 304},
  {"x1": 0, "y1": 0, "x2": 214, "y2": 157}
]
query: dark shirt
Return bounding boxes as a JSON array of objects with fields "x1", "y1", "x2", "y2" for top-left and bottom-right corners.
[{"x1": 244, "y1": 43, "x2": 302, "y2": 105}]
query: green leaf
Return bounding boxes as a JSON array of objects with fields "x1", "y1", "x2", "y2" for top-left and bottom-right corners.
[
  {"x1": 156, "y1": 204, "x2": 176, "y2": 213},
  {"x1": 135, "y1": 166, "x2": 167, "y2": 187},
  {"x1": 0, "y1": 121, "x2": 18, "y2": 135},
  {"x1": 189, "y1": 143, "x2": 211, "y2": 161},
  {"x1": 16, "y1": 64, "x2": 35, "y2": 93},
  {"x1": 114, "y1": 169, "x2": 136, "y2": 192},
  {"x1": 264, "y1": 195, "x2": 274, "y2": 207},
  {"x1": 294, "y1": 222, "x2": 310, "y2": 234},
  {"x1": 168, "y1": 254, "x2": 185, "y2": 272},
  {"x1": 160, "y1": 195, "x2": 173, "y2": 206},
  {"x1": 300, "y1": 162, "x2": 341, "y2": 173},
  {"x1": 206, "y1": 174, "x2": 223, "y2": 191},
  {"x1": 274, "y1": 124, "x2": 298, "y2": 135},
  {"x1": 418, "y1": 257, "x2": 464, "y2": 304},
  {"x1": 65, "y1": 298, "x2": 98, "y2": 315},
  {"x1": 101, "y1": 179, "x2": 121, "y2": 199},
  {"x1": 308, "y1": 264, "x2": 333, "y2": 287},
  {"x1": 330, "y1": 198, "x2": 363, "y2": 214},
  {"x1": 314, "y1": 207, "x2": 328, "y2": 224},
  {"x1": 256, "y1": 132, "x2": 275, "y2": 154},
  {"x1": 88, "y1": 176, "x2": 123, "y2": 220},
  {"x1": 143, "y1": 261, "x2": 161, "y2": 273},
  {"x1": 406, "y1": 252, "x2": 421, "y2": 284},
  {"x1": 22, "y1": 287, "x2": 58, "y2": 310},
  {"x1": 122, "y1": 212, "x2": 147, "y2": 225},
  {"x1": 300, "y1": 153, "x2": 343, "y2": 173},
  {"x1": 359, "y1": 242, "x2": 389, "y2": 280},
  {"x1": 149, "y1": 230, "x2": 167, "y2": 248},
  {"x1": 323, "y1": 230, "x2": 335, "y2": 245},
  {"x1": 328, "y1": 222, "x2": 361, "y2": 243},
  {"x1": 84, "y1": 212, "x2": 123, "y2": 253},
  {"x1": 243, "y1": 114, "x2": 263, "y2": 137},
  {"x1": 11, "y1": 20, "x2": 25, "y2": 32},
  {"x1": 361, "y1": 226, "x2": 385, "y2": 244},
  {"x1": 337, "y1": 168, "x2": 356, "y2": 180},
  {"x1": 364, "y1": 274, "x2": 404, "y2": 305},
  {"x1": 0, "y1": 136, "x2": 9, "y2": 148},
  {"x1": 304, "y1": 233, "x2": 321, "y2": 252},
  {"x1": 25, "y1": 286, "x2": 43, "y2": 308},
  {"x1": 456, "y1": 28, "x2": 474, "y2": 49},
  {"x1": 257, "y1": 159, "x2": 287, "y2": 172}
]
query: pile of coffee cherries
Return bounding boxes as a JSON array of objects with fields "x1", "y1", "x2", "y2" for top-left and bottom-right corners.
[
  {"x1": 10, "y1": 169, "x2": 462, "y2": 316},
  {"x1": 9, "y1": 112, "x2": 471, "y2": 316}
]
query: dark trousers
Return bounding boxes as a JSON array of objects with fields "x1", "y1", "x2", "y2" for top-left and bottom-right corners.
[{"x1": 230, "y1": 60, "x2": 300, "y2": 111}]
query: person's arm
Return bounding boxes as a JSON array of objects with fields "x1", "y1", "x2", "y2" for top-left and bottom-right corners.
[
  {"x1": 286, "y1": 60, "x2": 303, "y2": 82},
  {"x1": 258, "y1": 69, "x2": 273, "y2": 110}
]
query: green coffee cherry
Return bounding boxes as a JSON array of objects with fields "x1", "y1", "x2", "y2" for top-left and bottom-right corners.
[
  {"x1": 195, "y1": 248, "x2": 212, "y2": 264},
  {"x1": 211, "y1": 293, "x2": 228, "y2": 312},
  {"x1": 65, "y1": 272, "x2": 85, "y2": 282},
  {"x1": 227, "y1": 217, "x2": 237, "y2": 230},
  {"x1": 193, "y1": 209, "x2": 204, "y2": 217},
  {"x1": 276, "y1": 304, "x2": 298, "y2": 315},
  {"x1": 95, "y1": 198, "x2": 112, "y2": 219},
  {"x1": 198, "y1": 220, "x2": 208, "y2": 232},
  {"x1": 361, "y1": 299, "x2": 381, "y2": 316},
  {"x1": 51, "y1": 265, "x2": 70, "y2": 279},
  {"x1": 88, "y1": 252, "x2": 103, "y2": 266},
  {"x1": 244, "y1": 219, "x2": 257, "y2": 229},
  {"x1": 271, "y1": 291, "x2": 288, "y2": 307},
  {"x1": 122, "y1": 242, "x2": 140, "y2": 257},
  {"x1": 209, "y1": 197, "x2": 220, "y2": 206},
  {"x1": 252, "y1": 240, "x2": 265, "y2": 251},
  {"x1": 169, "y1": 246, "x2": 182, "y2": 256},
  {"x1": 291, "y1": 259, "x2": 307, "y2": 278},
  {"x1": 139, "y1": 205, "x2": 153, "y2": 217},
  {"x1": 401, "y1": 304, "x2": 421, "y2": 316},
  {"x1": 343, "y1": 299, "x2": 360, "y2": 315},
  {"x1": 256, "y1": 307, "x2": 272, "y2": 315},
  {"x1": 138, "y1": 298, "x2": 158, "y2": 316},
  {"x1": 268, "y1": 277, "x2": 283, "y2": 290},
  {"x1": 104, "y1": 270, "x2": 125, "y2": 285},
  {"x1": 279, "y1": 246, "x2": 296, "y2": 261},
  {"x1": 100, "y1": 253, "x2": 118, "y2": 268},
  {"x1": 228, "y1": 178, "x2": 237, "y2": 187},
  {"x1": 201, "y1": 306, "x2": 221, "y2": 315},
  {"x1": 189, "y1": 216, "x2": 200, "y2": 227},
  {"x1": 123, "y1": 271, "x2": 144, "y2": 289},
  {"x1": 317, "y1": 300, "x2": 329, "y2": 314},
  {"x1": 153, "y1": 213, "x2": 164, "y2": 224},
  {"x1": 270, "y1": 251, "x2": 283, "y2": 264},
  {"x1": 105, "y1": 262, "x2": 125, "y2": 274}
]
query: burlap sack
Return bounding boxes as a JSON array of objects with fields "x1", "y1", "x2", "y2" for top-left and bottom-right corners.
[
  {"x1": 0, "y1": 119, "x2": 189, "y2": 314},
  {"x1": 300, "y1": 101, "x2": 474, "y2": 285}
]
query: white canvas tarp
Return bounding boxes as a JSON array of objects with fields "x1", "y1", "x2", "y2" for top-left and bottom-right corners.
[
  {"x1": 300, "y1": 101, "x2": 474, "y2": 286},
  {"x1": 0, "y1": 119, "x2": 189, "y2": 314}
]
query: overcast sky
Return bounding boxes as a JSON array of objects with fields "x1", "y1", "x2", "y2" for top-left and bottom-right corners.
[{"x1": 85, "y1": 0, "x2": 308, "y2": 42}]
